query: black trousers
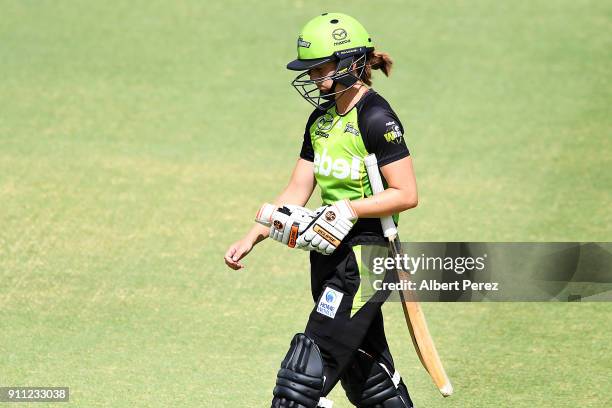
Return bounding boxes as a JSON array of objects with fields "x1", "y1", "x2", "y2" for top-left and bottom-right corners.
[{"x1": 304, "y1": 240, "x2": 398, "y2": 396}]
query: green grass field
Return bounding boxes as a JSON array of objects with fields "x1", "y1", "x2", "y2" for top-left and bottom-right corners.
[{"x1": 1, "y1": 1, "x2": 611, "y2": 406}]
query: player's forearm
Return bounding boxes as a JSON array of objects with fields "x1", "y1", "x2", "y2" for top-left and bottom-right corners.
[
  {"x1": 273, "y1": 183, "x2": 312, "y2": 207},
  {"x1": 350, "y1": 187, "x2": 417, "y2": 218},
  {"x1": 245, "y1": 223, "x2": 270, "y2": 245}
]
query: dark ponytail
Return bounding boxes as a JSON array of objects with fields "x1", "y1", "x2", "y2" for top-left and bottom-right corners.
[{"x1": 361, "y1": 50, "x2": 393, "y2": 86}]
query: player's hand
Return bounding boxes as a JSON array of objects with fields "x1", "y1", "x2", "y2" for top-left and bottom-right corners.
[
  {"x1": 255, "y1": 203, "x2": 315, "y2": 249},
  {"x1": 296, "y1": 199, "x2": 357, "y2": 255},
  {"x1": 224, "y1": 237, "x2": 254, "y2": 270}
]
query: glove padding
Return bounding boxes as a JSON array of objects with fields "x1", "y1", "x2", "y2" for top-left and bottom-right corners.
[
  {"x1": 296, "y1": 199, "x2": 357, "y2": 255},
  {"x1": 255, "y1": 203, "x2": 316, "y2": 248}
]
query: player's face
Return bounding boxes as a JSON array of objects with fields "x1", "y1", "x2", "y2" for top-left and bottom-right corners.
[{"x1": 308, "y1": 61, "x2": 336, "y2": 92}]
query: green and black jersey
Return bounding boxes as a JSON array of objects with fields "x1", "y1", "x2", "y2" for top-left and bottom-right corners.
[{"x1": 300, "y1": 89, "x2": 410, "y2": 239}]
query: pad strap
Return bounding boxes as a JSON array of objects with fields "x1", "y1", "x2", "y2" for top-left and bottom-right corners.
[{"x1": 341, "y1": 350, "x2": 413, "y2": 408}]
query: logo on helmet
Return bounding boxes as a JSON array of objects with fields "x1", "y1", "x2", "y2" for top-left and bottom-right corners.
[
  {"x1": 332, "y1": 28, "x2": 350, "y2": 46},
  {"x1": 297, "y1": 37, "x2": 311, "y2": 48},
  {"x1": 332, "y1": 28, "x2": 347, "y2": 40}
]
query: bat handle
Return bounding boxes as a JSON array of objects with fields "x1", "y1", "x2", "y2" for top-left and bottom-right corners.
[{"x1": 364, "y1": 154, "x2": 398, "y2": 238}]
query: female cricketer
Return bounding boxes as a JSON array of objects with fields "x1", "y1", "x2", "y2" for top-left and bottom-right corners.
[{"x1": 224, "y1": 13, "x2": 418, "y2": 408}]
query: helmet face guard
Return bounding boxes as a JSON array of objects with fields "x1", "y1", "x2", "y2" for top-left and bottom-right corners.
[
  {"x1": 287, "y1": 13, "x2": 374, "y2": 110},
  {"x1": 291, "y1": 49, "x2": 368, "y2": 110}
]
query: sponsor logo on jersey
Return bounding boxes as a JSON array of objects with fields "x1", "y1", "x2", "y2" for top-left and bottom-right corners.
[
  {"x1": 384, "y1": 123, "x2": 403, "y2": 144},
  {"x1": 317, "y1": 287, "x2": 344, "y2": 319},
  {"x1": 316, "y1": 113, "x2": 334, "y2": 131},
  {"x1": 313, "y1": 148, "x2": 361, "y2": 180},
  {"x1": 343, "y1": 122, "x2": 360, "y2": 136}
]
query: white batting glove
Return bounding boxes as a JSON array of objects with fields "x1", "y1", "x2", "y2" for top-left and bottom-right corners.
[
  {"x1": 296, "y1": 199, "x2": 357, "y2": 255},
  {"x1": 255, "y1": 203, "x2": 316, "y2": 249}
]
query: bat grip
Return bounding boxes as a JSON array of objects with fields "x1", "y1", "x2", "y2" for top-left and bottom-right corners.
[{"x1": 364, "y1": 154, "x2": 398, "y2": 238}]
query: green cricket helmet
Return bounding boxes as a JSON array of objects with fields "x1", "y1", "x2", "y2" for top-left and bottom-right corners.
[{"x1": 287, "y1": 13, "x2": 374, "y2": 110}]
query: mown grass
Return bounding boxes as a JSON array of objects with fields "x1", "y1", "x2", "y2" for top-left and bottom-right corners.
[{"x1": 1, "y1": 1, "x2": 610, "y2": 406}]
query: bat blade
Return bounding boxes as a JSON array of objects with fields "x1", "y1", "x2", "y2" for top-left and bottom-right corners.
[
  {"x1": 364, "y1": 153, "x2": 453, "y2": 397},
  {"x1": 390, "y1": 239, "x2": 453, "y2": 397}
]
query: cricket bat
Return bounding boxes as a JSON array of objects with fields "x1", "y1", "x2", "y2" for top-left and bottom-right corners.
[{"x1": 364, "y1": 153, "x2": 453, "y2": 397}]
